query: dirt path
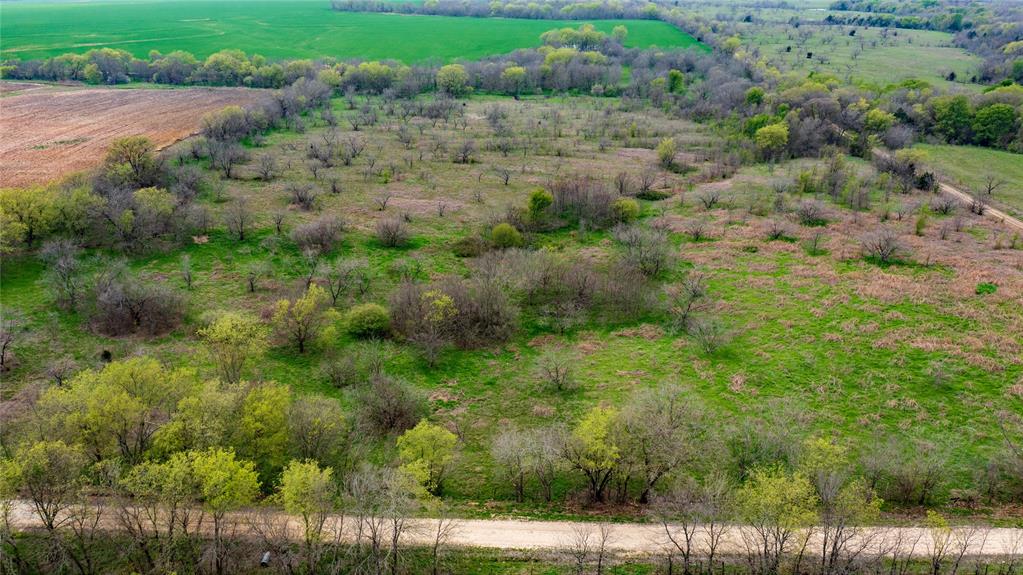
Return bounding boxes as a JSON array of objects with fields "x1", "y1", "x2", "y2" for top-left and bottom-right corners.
[
  {"x1": 873, "y1": 149, "x2": 1023, "y2": 233},
  {"x1": 7, "y1": 501, "x2": 1023, "y2": 557}
]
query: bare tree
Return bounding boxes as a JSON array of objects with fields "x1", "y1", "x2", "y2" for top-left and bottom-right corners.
[
  {"x1": 257, "y1": 153, "x2": 278, "y2": 181},
  {"x1": 39, "y1": 239, "x2": 83, "y2": 310},
  {"x1": 861, "y1": 228, "x2": 908, "y2": 264},
  {"x1": 224, "y1": 197, "x2": 251, "y2": 241}
]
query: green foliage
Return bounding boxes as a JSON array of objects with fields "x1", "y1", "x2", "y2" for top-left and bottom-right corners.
[
  {"x1": 397, "y1": 419, "x2": 458, "y2": 494},
  {"x1": 278, "y1": 459, "x2": 336, "y2": 544},
  {"x1": 436, "y1": 63, "x2": 470, "y2": 96},
  {"x1": 745, "y1": 86, "x2": 765, "y2": 106},
  {"x1": 611, "y1": 197, "x2": 641, "y2": 223},
  {"x1": 491, "y1": 222, "x2": 524, "y2": 249},
  {"x1": 191, "y1": 448, "x2": 261, "y2": 515},
  {"x1": 975, "y1": 282, "x2": 997, "y2": 295},
  {"x1": 272, "y1": 284, "x2": 331, "y2": 353},
  {"x1": 736, "y1": 466, "x2": 819, "y2": 529},
  {"x1": 345, "y1": 303, "x2": 391, "y2": 338},
  {"x1": 235, "y1": 384, "x2": 292, "y2": 483},
  {"x1": 755, "y1": 122, "x2": 789, "y2": 159},
  {"x1": 527, "y1": 188, "x2": 554, "y2": 221},
  {"x1": 36, "y1": 357, "x2": 198, "y2": 463},
  {"x1": 198, "y1": 312, "x2": 269, "y2": 383},
  {"x1": 656, "y1": 137, "x2": 678, "y2": 169},
  {"x1": 864, "y1": 108, "x2": 896, "y2": 133},
  {"x1": 972, "y1": 103, "x2": 1017, "y2": 147}
]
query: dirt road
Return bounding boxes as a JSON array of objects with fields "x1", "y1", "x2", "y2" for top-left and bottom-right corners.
[{"x1": 7, "y1": 501, "x2": 1023, "y2": 557}]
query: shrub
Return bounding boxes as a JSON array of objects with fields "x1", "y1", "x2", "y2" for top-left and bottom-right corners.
[
  {"x1": 319, "y1": 354, "x2": 361, "y2": 388},
  {"x1": 345, "y1": 303, "x2": 391, "y2": 338},
  {"x1": 90, "y1": 265, "x2": 184, "y2": 336},
  {"x1": 975, "y1": 282, "x2": 997, "y2": 295},
  {"x1": 611, "y1": 197, "x2": 640, "y2": 223},
  {"x1": 287, "y1": 182, "x2": 320, "y2": 211},
  {"x1": 656, "y1": 137, "x2": 678, "y2": 169},
  {"x1": 861, "y1": 228, "x2": 909, "y2": 265},
  {"x1": 536, "y1": 349, "x2": 576, "y2": 392},
  {"x1": 356, "y1": 374, "x2": 425, "y2": 436},
  {"x1": 291, "y1": 215, "x2": 344, "y2": 255},
  {"x1": 688, "y1": 316, "x2": 731, "y2": 355},
  {"x1": 452, "y1": 234, "x2": 488, "y2": 258},
  {"x1": 796, "y1": 199, "x2": 827, "y2": 226},
  {"x1": 491, "y1": 223, "x2": 524, "y2": 249},
  {"x1": 613, "y1": 224, "x2": 673, "y2": 277},
  {"x1": 376, "y1": 218, "x2": 409, "y2": 247},
  {"x1": 528, "y1": 188, "x2": 554, "y2": 222}
]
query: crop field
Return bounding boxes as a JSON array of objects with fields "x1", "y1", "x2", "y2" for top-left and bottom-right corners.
[
  {"x1": 0, "y1": 0, "x2": 703, "y2": 62},
  {"x1": 0, "y1": 83, "x2": 268, "y2": 187},
  {"x1": 916, "y1": 144, "x2": 1023, "y2": 219}
]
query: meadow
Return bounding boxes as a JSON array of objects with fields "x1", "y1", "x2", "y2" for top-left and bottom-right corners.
[
  {"x1": 0, "y1": 0, "x2": 702, "y2": 62},
  {"x1": 3, "y1": 93, "x2": 1020, "y2": 516},
  {"x1": 916, "y1": 144, "x2": 1023, "y2": 219}
]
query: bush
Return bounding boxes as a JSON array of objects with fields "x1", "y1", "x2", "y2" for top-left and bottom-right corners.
[
  {"x1": 376, "y1": 218, "x2": 410, "y2": 247},
  {"x1": 452, "y1": 234, "x2": 488, "y2": 258},
  {"x1": 527, "y1": 188, "x2": 554, "y2": 221},
  {"x1": 356, "y1": 374, "x2": 426, "y2": 436},
  {"x1": 611, "y1": 197, "x2": 640, "y2": 223},
  {"x1": 613, "y1": 224, "x2": 673, "y2": 277},
  {"x1": 90, "y1": 265, "x2": 184, "y2": 336},
  {"x1": 291, "y1": 215, "x2": 344, "y2": 255},
  {"x1": 491, "y1": 223, "x2": 523, "y2": 249},
  {"x1": 975, "y1": 282, "x2": 997, "y2": 295},
  {"x1": 796, "y1": 199, "x2": 827, "y2": 226},
  {"x1": 345, "y1": 303, "x2": 391, "y2": 338},
  {"x1": 861, "y1": 228, "x2": 909, "y2": 265}
]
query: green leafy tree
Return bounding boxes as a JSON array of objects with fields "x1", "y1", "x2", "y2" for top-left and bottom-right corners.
[
  {"x1": 198, "y1": 312, "x2": 269, "y2": 383},
  {"x1": 272, "y1": 284, "x2": 330, "y2": 353},
  {"x1": 745, "y1": 87, "x2": 765, "y2": 107},
  {"x1": 234, "y1": 384, "x2": 292, "y2": 484},
  {"x1": 279, "y1": 459, "x2": 336, "y2": 559},
  {"x1": 36, "y1": 357, "x2": 197, "y2": 463},
  {"x1": 0, "y1": 186, "x2": 56, "y2": 248},
  {"x1": 611, "y1": 25, "x2": 628, "y2": 43},
  {"x1": 501, "y1": 65, "x2": 527, "y2": 96},
  {"x1": 436, "y1": 64, "x2": 470, "y2": 97},
  {"x1": 397, "y1": 420, "x2": 458, "y2": 494},
  {"x1": 931, "y1": 95, "x2": 974, "y2": 144},
  {"x1": 864, "y1": 108, "x2": 896, "y2": 133},
  {"x1": 657, "y1": 137, "x2": 678, "y2": 169},
  {"x1": 192, "y1": 448, "x2": 260, "y2": 575},
  {"x1": 9, "y1": 441, "x2": 88, "y2": 532},
  {"x1": 736, "y1": 466, "x2": 819, "y2": 575},
  {"x1": 755, "y1": 123, "x2": 789, "y2": 160},
  {"x1": 972, "y1": 103, "x2": 1017, "y2": 147},
  {"x1": 563, "y1": 406, "x2": 620, "y2": 502},
  {"x1": 527, "y1": 188, "x2": 553, "y2": 222}
]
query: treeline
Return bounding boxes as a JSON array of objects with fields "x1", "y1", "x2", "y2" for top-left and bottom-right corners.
[
  {"x1": 331, "y1": 0, "x2": 660, "y2": 20},
  {"x1": 822, "y1": 12, "x2": 968, "y2": 32}
]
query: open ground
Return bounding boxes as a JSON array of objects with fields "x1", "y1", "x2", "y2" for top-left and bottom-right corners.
[{"x1": 0, "y1": 83, "x2": 268, "y2": 187}]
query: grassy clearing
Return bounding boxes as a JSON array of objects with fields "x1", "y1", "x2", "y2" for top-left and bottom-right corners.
[
  {"x1": 916, "y1": 144, "x2": 1023, "y2": 219},
  {"x1": 0, "y1": 0, "x2": 701, "y2": 62}
]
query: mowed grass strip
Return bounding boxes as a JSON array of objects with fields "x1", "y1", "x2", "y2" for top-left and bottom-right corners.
[{"x1": 0, "y1": 0, "x2": 703, "y2": 62}]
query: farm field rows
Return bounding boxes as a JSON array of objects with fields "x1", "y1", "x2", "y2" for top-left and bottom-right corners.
[
  {"x1": 0, "y1": 0, "x2": 702, "y2": 62},
  {"x1": 0, "y1": 83, "x2": 268, "y2": 187}
]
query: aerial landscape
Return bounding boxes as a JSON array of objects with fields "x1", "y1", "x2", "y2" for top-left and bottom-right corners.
[{"x1": 0, "y1": 0, "x2": 1021, "y2": 572}]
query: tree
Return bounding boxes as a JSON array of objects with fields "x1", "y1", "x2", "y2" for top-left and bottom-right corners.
[
  {"x1": 234, "y1": 384, "x2": 292, "y2": 483},
  {"x1": 861, "y1": 227, "x2": 908, "y2": 264},
  {"x1": 197, "y1": 312, "x2": 269, "y2": 383},
  {"x1": 657, "y1": 137, "x2": 678, "y2": 170},
  {"x1": 491, "y1": 427, "x2": 534, "y2": 502},
  {"x1": 864, "y1": 108, "x2": 896, "y2": 133},
  {"x1": 36, "y1": 356, "x2": 197, "y2": 463},
  {"x1": 191, "y1": 448, "x2": 260, "y2": 575},
  {"x1": 436, "y1": 64, "x2": 470, "y2": 97},
  {"x1": 931, "y1": 95, "x2": 973, "y2": 144},
  {"x1": 736, "y1": 466, "x2": 819, "y2": 575},
  {"x1": 225, "y1": 197, "x2": 251, "y2": 241},
  {"x1": 9, "y1": 441, "x2": 88, "y2": 532},
  {"x1": 755, "y1": 123, "x2": 789, "y2": 160},
  {"x1": 103, "y1": 136, "x2": 161, "y2": 188},
  {"x1": 491, "y1": 222, "x2": 523, "y2": 249},
  {"x1": 272, "y1": 284, "x2": 331, "y2": 353},
  {"x1": 501, "y1": 65, "x2": 527, "y2": 96},
  {"x1": 39, "y1": 238, "x2": 83, "y2": 310},
  {"x1": 528, "y1": 188, "x2": 553, "y2": 222},
  {"x1": 0, "y1": 186, "x2": 55, "y2": 247},
  {"x1": 278, "y1": 459, "x2": 336, "y2": 566},
  {"x1": 397, "y1": 419, "x2": 458, "y2": 494},
  {"x1": 612, "y1": 25, "x2": 628, "y2": 43},
  {"x1": 971, "y1": 103, "x2": 1017, "y2": 147},
  {"x1": 288, "y1": 396, "x2": 347, "y2": 464},
  {"x1": 619, "y1": 385, "x2": 703, "y2": 504},
  {"x1": 563, "y1": 406, "x2": 620, "y2": 503}
]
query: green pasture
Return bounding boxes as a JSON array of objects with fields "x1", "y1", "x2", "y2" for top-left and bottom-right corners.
[
  {"x1": 916, "y1": 144, "x2": 1023, "y2": 218},
  {"x1": 0, "y1": 0, "x2": 703, "y2": 62}
]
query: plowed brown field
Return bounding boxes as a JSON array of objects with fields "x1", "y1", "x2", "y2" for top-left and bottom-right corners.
[{"x1": 0, "y1": 83, "x2": 267, "y2": 187}]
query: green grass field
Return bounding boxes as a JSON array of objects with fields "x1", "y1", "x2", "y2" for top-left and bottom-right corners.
[
  {"x1": 916, "y1": 144, "x2": 1023, "y2": 218},
  {"x1": 0, "y1": 0, "x2": 703, "y2": 62}
]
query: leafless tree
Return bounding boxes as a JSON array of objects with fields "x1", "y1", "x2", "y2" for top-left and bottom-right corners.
[
  {"x1": 454, "y1": 140, "x2": 477, "y2": 164},
  {"x1": 257, "y1": 153, "x2": 278, "y2": 181},
  {"x1": 39, "y1": 239, "x2": 84, "y2": 310},
  {"x1": 861, "y1": 228, "x2": 908, "y2": 264},
  {"x1": 224, "y1": 197, "x2": 251, "y2": 241},
  {"x1": 376, "y1": 218, "x2": 409, "y2": 248}
]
